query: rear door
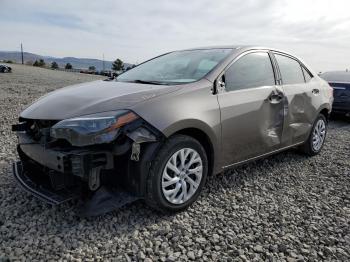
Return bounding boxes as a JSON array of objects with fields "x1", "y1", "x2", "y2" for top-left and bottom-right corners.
[
  {"x1": 272, "y1": 53, "x2": 321, "y2": 146},
  {"x1": 217, "y1": 51, "x2": 285, "y2": 167}
]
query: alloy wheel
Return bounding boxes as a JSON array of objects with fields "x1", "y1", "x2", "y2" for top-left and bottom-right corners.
[
  {"x1": 161, "y1": 148, "x2": 203, "y2": 205},
  {"x1": 312, "y1": 119, "x2": 326, "y2": 151}
]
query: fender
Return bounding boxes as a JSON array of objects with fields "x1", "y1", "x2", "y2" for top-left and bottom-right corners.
[
  {"x1": 162, "y1": 119, "x2": 222, "y2": 175},
  {"x1": 316, "y1": 103, "x2": 332, "y2": 119}
]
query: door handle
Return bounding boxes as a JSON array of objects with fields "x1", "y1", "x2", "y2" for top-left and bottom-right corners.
[{"x1": 312, "y1": 88, "x2": 320, "y2": 94}]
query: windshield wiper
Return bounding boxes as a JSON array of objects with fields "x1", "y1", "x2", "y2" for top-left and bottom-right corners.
[{"x1": 131, "y1": 79, "x2": 167, "y2": 85}]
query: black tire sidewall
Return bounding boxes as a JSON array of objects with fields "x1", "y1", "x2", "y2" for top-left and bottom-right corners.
[{"x1": 148, "y1": 135, "x2": 208, "y2": 212}]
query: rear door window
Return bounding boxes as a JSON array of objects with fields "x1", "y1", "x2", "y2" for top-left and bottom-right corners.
[
  {"x1": 224, "y1": 52, "x2": 276, "y2": 91},
  {"x1": 274, "y1": 54, "x2": 305, "y2": 85}
]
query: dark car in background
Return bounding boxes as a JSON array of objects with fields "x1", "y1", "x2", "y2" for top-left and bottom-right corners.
[
  {"x1": 320, "y1": 71, "x2": 350, "y2": 116},
  {"x1": 0, "y1": 64, "x2": 12, "y2": 73}
]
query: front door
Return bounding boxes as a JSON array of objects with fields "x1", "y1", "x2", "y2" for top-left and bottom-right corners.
[{"x1": 217, "y1": 51, "x2": 285, "y2": 167}]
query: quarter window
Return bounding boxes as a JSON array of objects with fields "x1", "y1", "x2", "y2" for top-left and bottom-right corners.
[
  {"x1": 224, "y1": 52, "x2": 275, "y2": 92},
  {"x1": 274, "y1": 54, "x2": 305, "y2": 84}
]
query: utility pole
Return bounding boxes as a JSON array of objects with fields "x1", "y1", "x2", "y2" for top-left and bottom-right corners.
[
  {"x1": 21, "y1": 43, "x2": 24, "y2": 64},
  {"x1": 102, "y1": 53, "x2": 105, "y2": 72}
]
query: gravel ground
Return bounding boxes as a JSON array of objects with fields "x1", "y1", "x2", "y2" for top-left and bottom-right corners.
[{"x1": 0, "y1": 64, "x2": 349, "y2": 261}]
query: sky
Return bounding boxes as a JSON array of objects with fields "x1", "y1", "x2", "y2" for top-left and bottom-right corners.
[{"x1": 0, "y1": 0, "x2": 350, "y2": 72}]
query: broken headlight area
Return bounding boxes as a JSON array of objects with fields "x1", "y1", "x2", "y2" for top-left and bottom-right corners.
[
  {"x1": 11, "y1": 113, "x2": 163, "y2": 216},
  {"x1": 50, "y1": 110, "x2": 139, "y2": 146}
]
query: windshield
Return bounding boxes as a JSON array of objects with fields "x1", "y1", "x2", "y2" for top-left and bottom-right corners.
[{"x1": 117, "y1": 49, "x2": 232, "y2": 84}]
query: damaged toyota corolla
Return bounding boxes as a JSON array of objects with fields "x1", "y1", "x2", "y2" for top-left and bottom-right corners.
[{"x1": 12, "y1": 46, "x2": 333, "y2": 214}]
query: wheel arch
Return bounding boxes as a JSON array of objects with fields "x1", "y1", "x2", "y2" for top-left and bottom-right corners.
[
  {"x1": 319, "y1": 107, "x2": 330, "y2": 120},
  {"x1": 172, "y1": 127, "x2": 215, "y2": 177},
  {"x1": 302, "y1": 104, "x2": 331, "y2": 144},
  {"x1": 161, "y1": 118, "x2": 221, "y2": 176},
  {"x1": 317, "y1": 104, "x2": 331, "y2": 121}
]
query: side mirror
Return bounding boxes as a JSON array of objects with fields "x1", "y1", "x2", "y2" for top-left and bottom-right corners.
[{"x1": 216, "y1": 74, "x2": 226, "y2": 93}]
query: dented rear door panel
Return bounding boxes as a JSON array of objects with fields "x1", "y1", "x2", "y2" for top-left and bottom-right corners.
[{"x1": 280, "y1": 78, "x2": 322, "y2": 146}]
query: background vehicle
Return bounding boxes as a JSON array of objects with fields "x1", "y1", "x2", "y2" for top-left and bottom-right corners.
[
  {"x1": 12, "y1": 46, "x2": 333, "y2": 213},
  {"x1": 320, "y1": 71, "x2": 350, "y2": 116},
  {"x1": 0, "y1": 64, "x2": 12, "y2": 73}
]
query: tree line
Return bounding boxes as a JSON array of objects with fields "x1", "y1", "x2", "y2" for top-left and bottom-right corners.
[
  {"x1": 31, "y1": 59, "x2": 73, "y2": 69},
  {"x1": 28, "y1": 58, "x2": 133, "y2": 71}
]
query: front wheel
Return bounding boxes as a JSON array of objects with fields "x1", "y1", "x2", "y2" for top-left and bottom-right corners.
[
  {"x1": 145, "y1": 135, "x2": 208, "y2": 212},
  {"x1": 299, "y1": 114, "x2": 327, "y2": 156}
]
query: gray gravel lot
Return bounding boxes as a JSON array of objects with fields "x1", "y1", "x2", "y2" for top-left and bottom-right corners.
[{"x1": 0, "y1": 64, "x2": 349, "y2": 261}]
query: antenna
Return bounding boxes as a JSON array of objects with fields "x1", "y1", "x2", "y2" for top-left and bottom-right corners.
[{"x1": 21, "y1": 43, "x2": 24, "y2": 64}]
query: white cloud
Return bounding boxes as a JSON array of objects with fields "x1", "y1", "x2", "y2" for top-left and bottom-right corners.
[{"x1": 0, "y1": 0, "x2": 350, "y2": 71}]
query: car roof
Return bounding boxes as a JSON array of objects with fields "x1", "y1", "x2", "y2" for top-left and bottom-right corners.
[
  {"x1": 178, "y1": 45, "x2": 306, "y2": 62},
  {"x1": 181, "y1": 45, "x2": 250, "y2": 50},
  {"x1": 161, "y1": 45, "x2": 316, "y2": 82},
  {"x1": 178, "y1": 45, "x2": 317, "y2": 80},
  {"x1": 179, "y1": 45, "x2": 288, "y2": 53},
  {"x1": 319, "y1": 71, "x2": 350, "y2": 83}
]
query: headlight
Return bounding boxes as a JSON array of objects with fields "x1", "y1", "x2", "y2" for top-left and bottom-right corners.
[{"x1": 51, "y1": 110, "x2": 139, "y2": 146}]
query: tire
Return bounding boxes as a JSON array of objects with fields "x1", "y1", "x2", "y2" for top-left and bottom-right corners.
[
  {"x1": 145, "y1": 134, "x2": 208, "y2": 212},
  {"x1": 299, "y1": 114, "x2": 327, "y2": 156}
]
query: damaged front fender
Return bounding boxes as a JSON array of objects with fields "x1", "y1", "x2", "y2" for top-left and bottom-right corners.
[{"x1": 127, "y1": 127, "x2": 157, "y2": 161}]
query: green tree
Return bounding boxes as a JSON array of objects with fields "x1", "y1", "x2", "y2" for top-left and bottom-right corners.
[
  {"x1": 33, "y1": 60, "x2": 39, "y2": 67},
  {"x1": 65, "y1": 63, "x2": 73, "y2": 69},
  {"x1": 51, "y1": 61, "x2": 59, "y2": 69},
  {"x1": 112, "y1": 58, "x2": 124, "y2": 71},
  {"x1": 88, "y1": 66, "x2": 96, "y2": 71},
  {"x1": 38, "y1": 59, "x2": 45, "y2": 67}
]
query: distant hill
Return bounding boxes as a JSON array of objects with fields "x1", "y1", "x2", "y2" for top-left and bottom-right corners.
[{"x1": 0, "y1": 51, "x2": 132, "y2": 71}]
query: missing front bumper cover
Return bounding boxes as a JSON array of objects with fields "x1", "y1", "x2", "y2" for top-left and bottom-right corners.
[
  {"x1": 12, "y1": 122, "x2": 162, "y2": 215},
  {"x1": 13, "y1": 161, "x2": 79, "y2": 205},
  {"x1": 13, "y1": 161, "x2": 140, "y2": 216}
]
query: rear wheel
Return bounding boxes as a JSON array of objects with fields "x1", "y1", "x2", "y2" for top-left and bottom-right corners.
[
  {"x1": 145, "y1": 135, "x2": 208, "y2": 212},
  {"x1": 299, "y1": 114, "x2": 327, "y2": 156}
]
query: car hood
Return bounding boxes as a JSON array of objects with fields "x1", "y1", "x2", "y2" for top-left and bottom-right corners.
[{"x1": 20, "y1": 80, "x2": 182, "y2": 120}]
